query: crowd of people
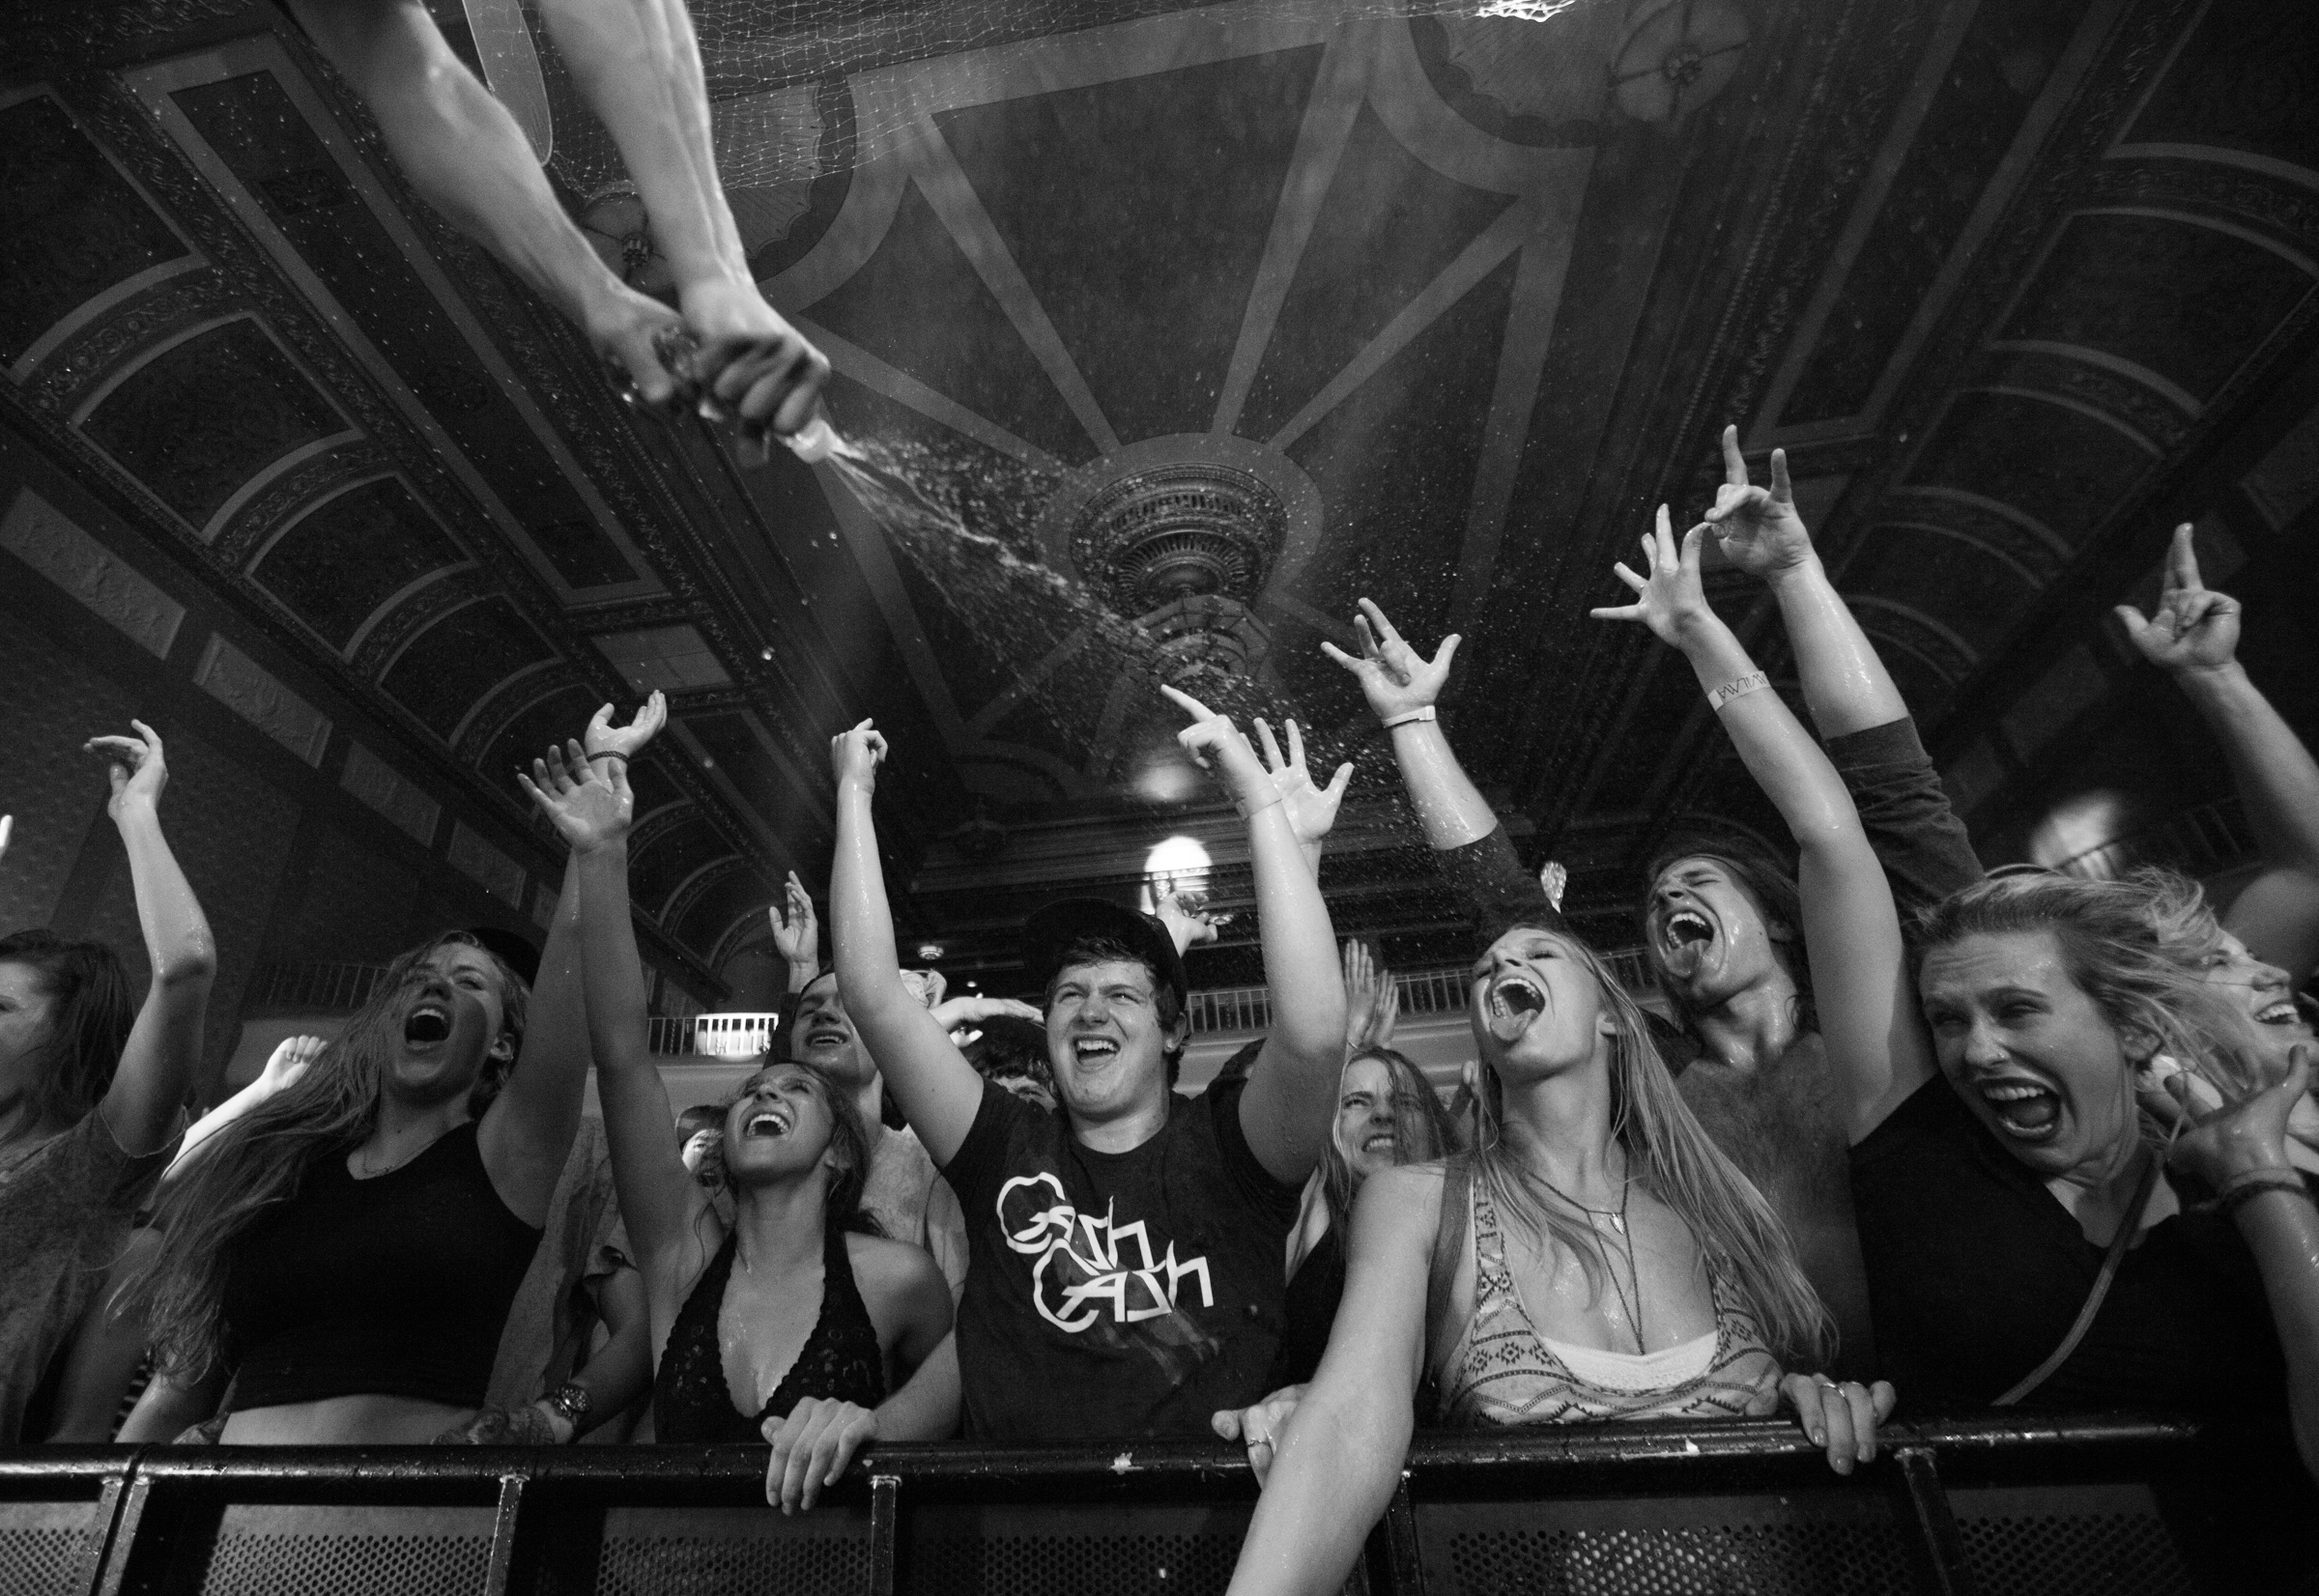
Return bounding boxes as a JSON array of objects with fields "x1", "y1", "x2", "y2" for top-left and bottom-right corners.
[{"x1": 2, "y1": 444, "x2": 2314, "y2": 1589}]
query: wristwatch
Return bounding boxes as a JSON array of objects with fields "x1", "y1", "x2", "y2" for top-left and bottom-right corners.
[{"x1": 542, "y1": 1382, "x2": 592, "y2": 1438}]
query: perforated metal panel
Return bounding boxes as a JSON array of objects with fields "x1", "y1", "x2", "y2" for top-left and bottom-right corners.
[
  {"x1": 1946, "y1": 1484, "x2": 2194, "y2": 1596},
  {"x1": 178, "y1": 1502, "x2": 497, "y2": 1596},
  {"x1": 905, "y1": 1501, "x2": 1252, "y2": 1596},
  {"x1": 592, "y1": 1503, "x2": 873, "y2": 1595},
  {"x1": 0, "y1": 1499, "x2": 100, "y2": 1596},
  {"x1": 1417, "y1": 1492, "x2": 1918, "y2": 1595}
]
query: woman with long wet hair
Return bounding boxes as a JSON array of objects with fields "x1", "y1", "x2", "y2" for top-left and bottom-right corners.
[
  {"x1": 562, "y1": 737, "x2": 952, "y2": 1510},
  {"x1": 1599, "y1": 507, "x2": 2319, "y2": 1490},
  {"x1": 0, "y1": 723, "x2": 214, "y2": 1443},
  {"x1": 120, "y1": 706, "x2": 659, "y2": 1444}
]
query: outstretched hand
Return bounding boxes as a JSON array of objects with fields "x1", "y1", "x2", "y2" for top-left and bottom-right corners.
[
  {"x1": 2115, "y1": 524, "x2": 2240, "y2": 676},
  {"x1": 831, "y1": 720, "x2": 888, "y2": 791},
  {"x1": 1703, "y1": 424, "x2": 1813, "y2": 580},
  {"x1": 1159, "y1": 685, "x2": 1274, "y2": 810},
  {"x1": 585, "y1": 691, "x2": 668, "y2": 763},
  {"x1": 1253, "y1": 717, "x2": 1353, "y2": 851},
  {"x1": 1591, "y1": 506, "x2": 1718, "y2": 647},
  {"x1": 1341, "y1": 939, "x2": 1399, "y2": 1052},
  {"x1": 1320, "y1": 599, "x2": 1459, "y2": 723},
  {"x1": 86, "y1": 720, "x2": 168, "y2": 820},
  {"x1": 2157, "y1": 1044, "x2": 2311, "y2": 1192},
  {"x1": 1153, "y1": 878, "x2": 1230, "y2": 952},
  {"x1": 259, "y1": 1035, "x2": 324, "y2": 1095},
  {"x1": 768, "y1": 871, "x2": 818, "y2": 967},
  {"x1": 519, "y1": 740, "x2": 633, "y2": 853},
  {"x1": 930, "y1": 994, "x2": 1045, "y2": 1031}
]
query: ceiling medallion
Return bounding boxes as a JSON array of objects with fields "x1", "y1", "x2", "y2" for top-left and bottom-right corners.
[{"x1": 1065, "y1": 461, "x2": 1286, "y2": 688}]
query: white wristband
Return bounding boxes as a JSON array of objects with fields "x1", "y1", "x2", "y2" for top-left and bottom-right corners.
[
  {"x1": 1383, "y1": 706, "x2": 1437, "y2": 729},
  {"x1": 1707, "y1": 672, "x2": 1769, "y2": 713}
]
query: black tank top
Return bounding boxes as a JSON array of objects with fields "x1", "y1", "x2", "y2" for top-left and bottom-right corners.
[
  {"x1": 652, "y1": 1222, "x2": 886, "y2": 1442},
  {"x1": 219, "y1": 1122, "x2": 542, "y2": 1411}
]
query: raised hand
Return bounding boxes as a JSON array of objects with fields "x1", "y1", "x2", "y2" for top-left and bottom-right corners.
[
  {"x1": 1703, "y1": 424, "x2": 1813, "y2": 580},
  {"x1": 1253, "y1": 717, "x2": 1353, "y2": 851},
  {"x1": 0, "y1": 814, "x2": 13, "y2": 864},
  {"x1": 763, "y1": 1396, "x2": 876, "y2": 1513},
  {"x1": 1590, "y1": 506, "x2": 1717, "y2": 647},
  {"x1": 1538, "y1": 859, "x2": 1569, "y2": 911},
  {"x1": 85, "y1": 720, "x2": 168, "y2": 820},
  {"x1": 259, "y1": 1035, "x2": 325, "y2": 1095},
  {"x1": 1159, "y1": 685, "x2": 1274, "y2": 812},
  {"x1": 1780, "y1": 1373, "x2": 1897, "y2": 1476},
  {"x1": 768, "y1": 871, "x2": 818, "y2": 968},
  {"x1": 930, "y1": 993, "x2": 1045, "y2": 1032},
  {"x1": 1153, "y1": 877, "x2": 1231, "y2": 953},
  {"x1": 831, "y1": 720, "x2": 888, "y2": 793},
  {"x1": 1342, "y1": 939, "x2": 1380, "y2": 1051},
  {"x1": 2115, "y1": 525, "x2": 2241, "y2": 676},
  {"x1": 584, "y1": 690, "x2": 669, "y2": 763},
  {"x1": 1320, "y1": 598, "x2": 1460, "y2": 724},
  {"x1": 2159, "y1": 1044, "x2": 2310, "y2": 1193},
  {"x1": 519, "y1": 740, "x2": 633, "y2": 853}
]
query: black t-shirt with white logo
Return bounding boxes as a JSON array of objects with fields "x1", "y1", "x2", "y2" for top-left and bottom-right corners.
[{"x1": 941, "y1": 1073, "x2": 1303, "y2": 1441}]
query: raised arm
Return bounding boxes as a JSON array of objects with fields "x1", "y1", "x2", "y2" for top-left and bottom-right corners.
[
  {"x1": 86, "y1": 723, "x2": 215, "y2": 1155},
  {"x1": 2121, "y1": 526, "x2": 2319, "y2": 983},
  {"x1": 1224, "y1": 1163, "x2": 1438, "y2": 1596},
  {"x1": 1703, "y1": 426, "x2": 1905, "y2": 737},
  {"x1": 529, "y1": 741, "x2": 699, "y2": 1303},
  {"x1": 1323, "y1": 599, "x2": 1492, "y2": 847},
  {"x1": 482, "y1": 698, "x2": 663, "y2": 1225},
  {"x1": 1593, "y1": 510, "x2": 1933, "y2": 1139},
  {"x1": 1161, "y1": 687, "x2": 1347, "y2": 1184},
  {"x1": 827, "y1": 722, "x2": 984, "y2": 1165}
]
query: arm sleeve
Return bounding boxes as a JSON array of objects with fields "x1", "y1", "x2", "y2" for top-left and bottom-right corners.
[
  {"x1": 1205, "y1": 1076, "x2": 1304, "y2": 1219},
  {"x1": 1824, "y1": 717, "x2": 1984, "y2": 914},
  {"x1": 931, "y1": 1078, "x2": 1031, "y2": 1211},
  {"x1": 1434, "y1": 823, "x2": 1567, "y2": 943}
]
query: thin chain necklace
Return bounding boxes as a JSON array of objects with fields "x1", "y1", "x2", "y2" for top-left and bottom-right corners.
[{"x1": 1535, "y1": 1163, "x2": 1646, "y2": 1355}]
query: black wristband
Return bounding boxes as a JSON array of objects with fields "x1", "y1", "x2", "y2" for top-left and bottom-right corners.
[{"x1": 2219, "y1": 1176, "x2": 2313, "y2": 1219}]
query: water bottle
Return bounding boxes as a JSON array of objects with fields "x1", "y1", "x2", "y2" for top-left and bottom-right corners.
[{"x1": 785, "y1": 415, "x2": 845, "y2": 464}]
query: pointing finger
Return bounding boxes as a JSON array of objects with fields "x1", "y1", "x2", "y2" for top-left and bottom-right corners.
[
  {"x1": 1720, "y1": 422, "x2": 1747, "y2": 486},
  {"x1": 1159, "y1": 683, "x2": 1217, "y2": 721},
  {"x1": 2169, "y1": 524, "x2": 2202, "y2": 593},
  {"x1": 1768, "y1": 446, "x2": 1792, "y2": 505}
]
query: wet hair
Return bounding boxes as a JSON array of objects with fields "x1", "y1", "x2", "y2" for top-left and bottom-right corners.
[
  {"x1": 1912, "y1": 870, "x2": 2260, "y2": 1113},
  {"x1": 0, "y1": 929, "x2": 136, "y2": 1129},
  {"x1": 1045, "y1": 935, "x2": 1187, "y2": 1087},
  {"x1": 1297, "y1": 1048, "x2": 1460, "y2": 1276},
  {"x1": 123, "y1": 931, "x2": 527, "y2": 1382},
  {"x1": 710, "y1": 1059, "x2": 880, "y2": 1237},
  {"x1": 965, "y1": 1015, "x2": 1054, "y2": 1095},
  {"x1": 1469, "y1": 923, "x2": 1833, "y2": 1369},
  {"x1": 1641, "y1": 833, "x2": 1814, "y2": 1036}
]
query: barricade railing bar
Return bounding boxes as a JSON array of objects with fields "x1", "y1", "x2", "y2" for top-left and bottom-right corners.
[{"x1": 4, "y1": 1411, "x2": 2309, "y2": 1596}]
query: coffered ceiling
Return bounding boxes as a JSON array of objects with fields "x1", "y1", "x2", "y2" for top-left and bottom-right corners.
[{"x1": 5, "y1": 0, "x2": 2315, "y2": 996}]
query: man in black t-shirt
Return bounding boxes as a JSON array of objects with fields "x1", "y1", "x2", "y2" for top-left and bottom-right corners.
[{"x1": 825, "y1": 695, "x2": 1349, "y2": 1441}]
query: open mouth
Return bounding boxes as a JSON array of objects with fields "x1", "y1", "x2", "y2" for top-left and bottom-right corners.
[
  {"x1": 1976, "y1": 1079, "x2": 2062, "y2": 1142},
  {"x1": 800, "y1": 1026, "x2": 849, "y2": 1048},
  {"x1": 1360, "y1": 1131, "x2": 1396, "y2": 1155},
  {"x1": 1484, "y1": 973, "x2": 1546, "y2": 1041},
  {"x1": 742, "y1": 1106, "x2": 793, "y2": 1139},
  {"x1": 403, "y1": 1005, "x2": 451, "y2": 1046},
  {"x1": 1070, "y1": 1036, "x2": 1121, "y2": 1066},
  {"x1": 2255, "y1": 999, "x2": 2304, "y2": 1028},
  {"x1": 1657, "y1": 909, "x2": 1715, "y2": 977}
]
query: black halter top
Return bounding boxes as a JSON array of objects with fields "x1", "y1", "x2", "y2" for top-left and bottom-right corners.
[{"x1": 651, "y1": 1222, "x2": 886, "y2": 1443}]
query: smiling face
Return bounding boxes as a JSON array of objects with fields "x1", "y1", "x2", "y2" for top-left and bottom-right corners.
[
  {"x1": 1334, "y1": 1054, "x2": 1413, "y2": 1183},
  {"x1": 720, "y1": 1064, "x2": 841, "y2": 1186},
  {"x1": 387, "y1": 943, "x2": 514, "y2": 1105},
  {"x1": 791, "y1": 976, "x2": 873, "y2": 1092},
  {"x1": 1645, "y1": 855, "x2": 1792, "y2": 1008},
  {"x1": 1917, "y1": 928, "x2": 2142, "y2": 1182},
  {"x1": 2198, "y1": 927, "x2": 2314, "y2": 1075},
  {"x1": 1045, "y1": 957, "x2": 1178, "y2": 1123},
  {"x1": 1468, "y1": 926, "x2": 1618, "y2": 1083}
]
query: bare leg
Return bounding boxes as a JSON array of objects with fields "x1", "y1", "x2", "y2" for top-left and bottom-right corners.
[
  {"x1": 530, "y1": 0, "x2": 830, "y2": 444},
  {"x1": 284, "y1": 0, "x2": 689, "y2": 408}
]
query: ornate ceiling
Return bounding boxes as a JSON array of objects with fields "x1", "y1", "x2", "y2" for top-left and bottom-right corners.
[{"x1": 5, "y1": 0, "x2": 2316, "y2": 998}]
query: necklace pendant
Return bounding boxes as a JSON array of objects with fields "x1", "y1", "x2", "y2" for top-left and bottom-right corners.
[{"x1": 1610, "y1": 1213, "x2": 1626, "y2": 1234}]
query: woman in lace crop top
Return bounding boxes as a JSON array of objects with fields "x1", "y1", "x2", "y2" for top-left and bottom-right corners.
[
  {"x1": 569, "y1": 785, "x2": 951, "y2": 1509},
  {"x1": 1225, "y1": 613, "x2": 1896, "y2": 1595}
]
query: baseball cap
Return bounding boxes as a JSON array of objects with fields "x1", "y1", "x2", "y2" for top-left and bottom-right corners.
[{"x1": 1020, "y1": 897, "x2": 1189, "y2": 1013}]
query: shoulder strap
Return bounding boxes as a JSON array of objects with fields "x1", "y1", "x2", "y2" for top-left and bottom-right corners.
[
  {"x1": 1993, "y1": 1155, "x2": 2162, "y2": 1407},
  {"x1": 1425, "y1": 1157, "x2": 1473, "y2": 1360}
]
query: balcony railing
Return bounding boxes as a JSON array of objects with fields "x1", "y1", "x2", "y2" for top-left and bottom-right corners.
[
  {"x1": 1184, "y1": 950, "x2": 1658, "y2": 1037},
  {"x1": 3, "y1": 1411, "x2": 2308, "y2": 1595},
  {"x1": 2047, "y1": 797, "x2": 2254, "y2": 882}
]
